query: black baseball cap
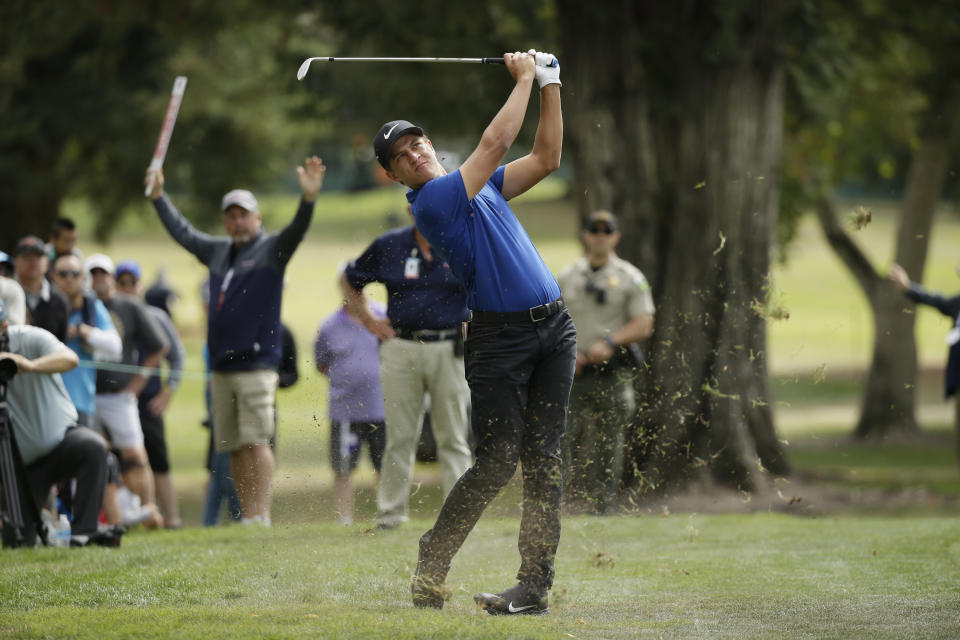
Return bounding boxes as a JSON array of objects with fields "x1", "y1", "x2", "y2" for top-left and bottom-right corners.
[
  {"x1": 374, "y1": 120, "x2": 425, "y2": 170},
  {"x1": 585, "y1": 210, "x2": 619, "y2": 232},
  {"x1": 15, "y1": 236, "x2": 46, "y2": 256}
]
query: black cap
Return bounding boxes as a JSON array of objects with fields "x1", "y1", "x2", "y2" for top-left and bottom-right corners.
[
  {"x1": 15, "y1": 236, "x2": 46, "y2": 256},
  {"x1": 373, "y1": 120, "x2": 425, "y2": 170},
  {"x1": 585, "y1": 210, "x2": 619, "y2": 232}
]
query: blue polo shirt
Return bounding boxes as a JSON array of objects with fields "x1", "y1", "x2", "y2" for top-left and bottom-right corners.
[
  {"x1": 345, "y1": 225, "x2": 468, "y2": 331},
  {"x1": 408, "y1": 166, "x2": 561, "y2": 312}
]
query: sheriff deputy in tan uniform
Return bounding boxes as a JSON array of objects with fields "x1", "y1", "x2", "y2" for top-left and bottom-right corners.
[{"x1": 557, "y1": 210, "x2": 654, "y2": 514}]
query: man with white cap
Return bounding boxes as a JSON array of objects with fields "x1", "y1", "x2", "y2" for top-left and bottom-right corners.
[
  {"x1": 86, "y1": 252, "x2": 168, "y2": 522},
  {"x1": 145, "y1": 156, "x2": 326, "y2": 525}
]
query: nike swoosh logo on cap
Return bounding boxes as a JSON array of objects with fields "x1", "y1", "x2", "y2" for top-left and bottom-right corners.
[
  {"x1": 507, "y1": 602, "x2": 537, "y2": 613},
  {"x1": 384, "y1": 122, "x2": 401, "y2": 139}
]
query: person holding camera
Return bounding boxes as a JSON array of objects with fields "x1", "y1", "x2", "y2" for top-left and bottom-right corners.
[
  {"x1": 0, "y1": 295, "x2": 109, "y2": 548},
  {"x1": 556, "y1": 210, "x2": 655, "y2": 514}
]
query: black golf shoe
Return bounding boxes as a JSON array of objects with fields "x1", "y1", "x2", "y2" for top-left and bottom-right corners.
[{"x1": 473, "y1": 582, "x2": 549, "y2": 615}]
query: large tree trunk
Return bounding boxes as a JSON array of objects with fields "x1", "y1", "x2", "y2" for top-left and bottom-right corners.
[
  {"x1": 816, "y1": 92, "x2": 960, "y2": 439},
  {"x1": 558, "y1": 1, "x2": 790, "y2": 493}
]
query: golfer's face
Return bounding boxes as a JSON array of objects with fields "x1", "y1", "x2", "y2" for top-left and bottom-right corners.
[
  {"x1": 223, "y1": 206, "x2": 262, "y2": 244},
  {"x1": 389, "y1": 135, "x2": 441, "y2": 187}
]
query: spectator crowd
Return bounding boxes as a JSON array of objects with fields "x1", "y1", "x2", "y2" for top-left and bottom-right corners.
[{"x1": 0, "y1": 169, "x2": 655, "y2": 551}]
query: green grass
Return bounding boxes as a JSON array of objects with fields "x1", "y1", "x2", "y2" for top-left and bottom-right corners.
[
  {"x1": 21, "y1": 187, "x2": 956, "y2": 637},
  {"x1": 2, "y1": 514, "x2": 958, "y2": 638}
]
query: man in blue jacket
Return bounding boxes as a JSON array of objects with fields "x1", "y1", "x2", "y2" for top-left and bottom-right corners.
[
  {"x1": 145, "y1": 157, "x2": 326, "y2": 525},
  {"x1": 374, "y1": 50, "x2": 575, "y2": 615}
]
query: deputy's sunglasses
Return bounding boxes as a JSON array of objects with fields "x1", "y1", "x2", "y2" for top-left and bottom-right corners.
[
  {"x1": 56, "y1": 269, "x2": 82, "y2": 278},
  {"x1": 586, "y1": 225, "x2": 615, "y2": 235}
]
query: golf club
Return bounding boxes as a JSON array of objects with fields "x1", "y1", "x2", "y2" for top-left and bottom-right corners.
[{"x1": 296, "y1": 55, "x2": 558, "y2": 81}]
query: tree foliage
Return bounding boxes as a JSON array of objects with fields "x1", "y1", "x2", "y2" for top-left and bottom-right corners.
[
  {"x1": 784, "y1": 0, "x2": 960, "y2": 438},
  {"x1": 0, "y1": 0, "x2": 316, "y2": 247}
]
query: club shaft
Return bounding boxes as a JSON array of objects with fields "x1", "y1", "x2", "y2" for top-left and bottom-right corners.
[
  {"x1": 315, "y1": 57, "x2": 505, "y2": 64},
  {"x1": 297, "y1": 56, "x2": 506, "y2": 80}
]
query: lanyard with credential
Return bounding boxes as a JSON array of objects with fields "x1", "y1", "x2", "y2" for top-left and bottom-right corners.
[{"x1": 216, "y1": 268, "x2": 234, "y2": 311}]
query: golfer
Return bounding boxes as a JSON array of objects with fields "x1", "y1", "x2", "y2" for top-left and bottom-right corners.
[{"x1": 374, "y1": 50, "x2": 575, "y2": 615}]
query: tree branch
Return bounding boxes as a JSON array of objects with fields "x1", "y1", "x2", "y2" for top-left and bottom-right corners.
[{"x1": 814, "y1": 196, "x2": 881, "y2": 303}]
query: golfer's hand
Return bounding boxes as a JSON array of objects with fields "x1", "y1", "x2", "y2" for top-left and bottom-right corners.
[
  {"x1": 888, "y1": 263, "x2": 911, "y2": 291},
  {"x1": 145, "y1": 168, "x2": 164, "y2": 199},
  {"x1": 528, "y1": 49, "x2": 560, "y2": 89},
  {"x1": 504, "y1": 51, "x2": 536, "y2": 84},
  {"x1": 297, "y1": 156, "x2": 326, "y2": 203}
]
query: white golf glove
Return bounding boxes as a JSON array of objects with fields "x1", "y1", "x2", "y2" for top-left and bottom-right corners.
[{"x1": 528, "y1": 49, "x2": 560, "y2": 89}]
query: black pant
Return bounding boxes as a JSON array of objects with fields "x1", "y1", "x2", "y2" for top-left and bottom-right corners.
[
  {"x1": 2, "y1": 427, "x2": 108, "y2": 547},
  {"x1": 139, "y1": 394, "x2": 170, "y2": 473},
  {"x1": 418, "y1": 309, "x2": 576, "y2": 590}
]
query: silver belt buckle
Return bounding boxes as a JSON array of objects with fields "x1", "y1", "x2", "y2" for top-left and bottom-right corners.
[{"x1": 529, "y1": 305, "x2": 546, "y2": 323}]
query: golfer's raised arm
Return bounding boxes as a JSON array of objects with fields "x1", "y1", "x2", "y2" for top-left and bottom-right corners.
[
  {"x1": 502, "y1": 51, "x2": 562, "y2": 200},
  {"x1": 459, "y1": 52, "x2": 536, "y2": 199}
]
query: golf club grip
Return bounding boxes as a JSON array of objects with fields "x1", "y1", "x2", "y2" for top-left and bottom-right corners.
[{"x1": 482, "y1": 58, "x2": 506, "y2": 64}]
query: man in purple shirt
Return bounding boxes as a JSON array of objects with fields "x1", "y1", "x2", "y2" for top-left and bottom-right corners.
[{"x1": 315, "y1": 271, "x2": 388, "y2": 526}]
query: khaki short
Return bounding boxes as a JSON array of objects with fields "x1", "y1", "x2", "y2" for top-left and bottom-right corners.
[{"x1": 210, "y1": 370, "x2": 278, "y2": 452}]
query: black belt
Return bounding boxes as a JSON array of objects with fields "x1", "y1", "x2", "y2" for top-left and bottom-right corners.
[
  {"x1": 395, "y1": 327, "x2": 460, "y2": 342},
  {"x1": 469, "y1": 298, "x2": 565, "y2": 324}
]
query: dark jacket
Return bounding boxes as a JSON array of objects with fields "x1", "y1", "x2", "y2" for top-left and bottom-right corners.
[
  {"x1": 152, "y1": 194, "x2": 313, "y2": 372},
  {"x1": 23, "y1": 282, "x2": 70, "y2": 342},
  {"x1": 907, "y1": 284, "x2": 960, "y2": 398}
]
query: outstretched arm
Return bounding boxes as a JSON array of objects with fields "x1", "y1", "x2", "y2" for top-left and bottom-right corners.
[
  {"x1": 145, "y1": 167, "x2": 221, "y2": 263},
  {"x1": 459, "y1": 52, "x2": 536, "y2": 200},
  {"x1": 275, "y1": 156, "x2": 326, "y2": 266},
  {"x1": 501, "y1": 53, "x2": 562, "y2": 200}
]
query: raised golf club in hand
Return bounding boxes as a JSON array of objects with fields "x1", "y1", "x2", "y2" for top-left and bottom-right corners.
[{"x1": 528, "y1": 49, "x2": 560, "y2": 88}]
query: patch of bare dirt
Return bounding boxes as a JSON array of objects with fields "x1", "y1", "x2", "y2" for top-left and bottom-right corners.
[{"x1": 612, "y1": 477, "x2": 959, "y2": 517}]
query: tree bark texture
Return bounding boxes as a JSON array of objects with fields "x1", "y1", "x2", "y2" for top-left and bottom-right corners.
[{"x1": 557, "y1": 1, "x2": 791, "y2": 492}]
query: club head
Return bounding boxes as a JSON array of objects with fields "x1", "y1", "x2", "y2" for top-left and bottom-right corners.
[{"x1": 296, "y1": 58, "x2": 315, "y2": 81}]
